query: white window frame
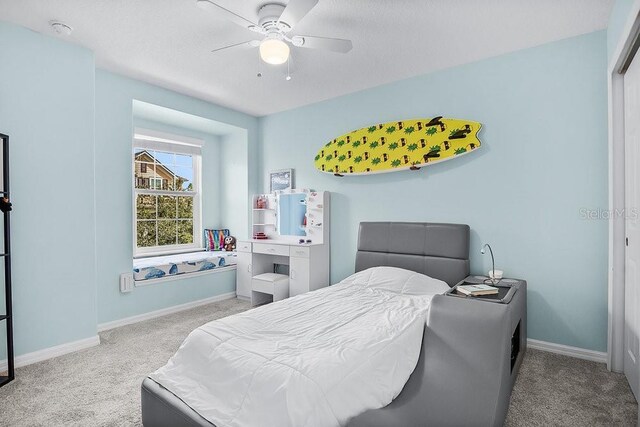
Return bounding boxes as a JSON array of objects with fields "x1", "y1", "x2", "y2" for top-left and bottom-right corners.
[{"x1": 133, "y1": 128, "x2": 203, "y2": 257}]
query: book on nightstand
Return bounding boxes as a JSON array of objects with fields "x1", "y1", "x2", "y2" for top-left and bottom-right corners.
[{"x1": 456, "y1": 284, "x2": 499, "y2": 296}]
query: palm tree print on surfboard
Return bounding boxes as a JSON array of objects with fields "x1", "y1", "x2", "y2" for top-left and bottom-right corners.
[{"x1": 314, "y1": 117, "x2": 482, "y2": 176}]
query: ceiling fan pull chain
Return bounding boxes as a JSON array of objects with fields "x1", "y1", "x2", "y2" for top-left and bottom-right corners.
[{"x1": 257, "y1": 52, "x2": 263, "y2": 78}]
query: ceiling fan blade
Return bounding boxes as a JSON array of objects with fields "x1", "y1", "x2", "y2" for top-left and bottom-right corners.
[
  {"x1": 294, "y1": 35, "x2": 352, "y2": 53},
  {"x1": 211, "y1": 40, "x2": 260, "y2": 54},
  {"x1": 196, "y1": 0, "x2": 257, "y2": 29},
  {"x1": 278, "y1": 0, "x2": 319, "y2": 29}
]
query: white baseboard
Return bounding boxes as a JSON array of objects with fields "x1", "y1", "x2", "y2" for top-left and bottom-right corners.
[
  {"x1": 0, "y1": 335, "x2": 100, "y2": 372},
  {"x1": 97, "y1": 291, "x2": 237, "y2": 332},
  {"x1": 0, "y1": 292, "x2": 238, "y2": 372},
  {"x1": 527, "y1": 338, "x2": 608, "y2": 363},
  {"x1": 0, "y1": 315, "x2": 605, "y2": 372}
]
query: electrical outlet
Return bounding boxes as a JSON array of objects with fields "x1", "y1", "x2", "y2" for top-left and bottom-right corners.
[{"x1": 120, "y1": 272, "x2": 134, "y2": 293}]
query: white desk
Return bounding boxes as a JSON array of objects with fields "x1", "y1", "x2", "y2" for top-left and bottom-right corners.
[{"x1": 236, "y1": 239, "x2": 330, "y2": 299}]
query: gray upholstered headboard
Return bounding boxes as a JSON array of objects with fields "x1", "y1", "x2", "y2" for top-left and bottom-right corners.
[{"x1": 355, "y1": 222, "x2": 470, "y2": 287}]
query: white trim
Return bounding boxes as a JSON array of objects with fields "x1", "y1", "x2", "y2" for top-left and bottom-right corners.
[
  {"x1": 608, "y1": 0, "x2": 640, "y2": 373},
  {"x1": 135, "y1": 241, "x2": 201, "y2": 258},
  {"x1": 97, "y1": 291, "x2": 237, "y2": 332},
  {"x1": 133, "y1": 265, "x2": 237, "y2": 287},
  {"x1": 0, "y1": 292, "x2": 239, "y2": 370},
  {"x1": 135, "y1": 139, "x2": 202, "y2": 156},
  {"x1": 133, "y1": 247, "x2": 208, "y2": 259},
  {"x1": 609, "y1": 63, "x2": 626, "y2": 372},
  {"x1": 134, "y1": 127, "x2": 204, "y2": 148},
  {"x1": 0, "y1": 335, "x2": 100, "y2": 372},
  {"x1": 528, "y1": 339, "x2": 608, "y2": 364},
  {"x1": 132, "y1": 189, "x2": 198, "y2": 197},
  {"x1": 132, "y1": 141, "x2": 202, "y2": 257}
]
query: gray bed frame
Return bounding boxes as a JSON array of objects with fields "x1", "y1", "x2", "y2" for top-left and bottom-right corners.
[{"x1": 141, "y1": 222, "x2": 526, "y2": 427}]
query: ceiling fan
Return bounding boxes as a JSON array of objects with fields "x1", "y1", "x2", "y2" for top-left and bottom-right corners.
[{"x1": 196, "y1": 0, "x2": 353, "y2": 68}]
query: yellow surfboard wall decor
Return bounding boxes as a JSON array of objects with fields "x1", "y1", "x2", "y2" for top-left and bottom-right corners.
[{"x1": 314, "y1": 117, "x2": 482, "y2": 176}]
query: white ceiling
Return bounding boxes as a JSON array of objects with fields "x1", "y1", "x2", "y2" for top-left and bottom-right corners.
[{"x1": 1, "y1": 0, "x2": 613, "y2": 116}]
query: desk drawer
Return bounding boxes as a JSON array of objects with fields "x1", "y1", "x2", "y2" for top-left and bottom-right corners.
[
  {"x1": 236, "y1": 241, "x2": 252, "y2": 253},
  {"x1": 290, "y1": 246, "x2": 310, "y2": 258},
  {"x1": 253, "y1": 242, "x2": 289, "y2": 256}
]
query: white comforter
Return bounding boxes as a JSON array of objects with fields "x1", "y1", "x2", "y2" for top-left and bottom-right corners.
[{"x1": 149, "y1": 266, "x2": 449, "y2": 427}]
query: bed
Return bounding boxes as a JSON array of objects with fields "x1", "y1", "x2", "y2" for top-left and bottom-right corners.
[
  {"x1": 141, "y1": 222, "x2": 526, "y2": 426},
  {"x1": 133, "y1": 251, "x2": 237, "y2": 282}
]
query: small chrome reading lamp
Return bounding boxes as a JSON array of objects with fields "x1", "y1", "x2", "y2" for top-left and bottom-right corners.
[{"x1": 481, "y1": 243, "x2": 500, "y2": 285}]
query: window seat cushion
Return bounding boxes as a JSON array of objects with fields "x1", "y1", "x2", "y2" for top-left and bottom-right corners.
[{"x1": 133, "y1": 251, "x2": 237, "y2": 281}]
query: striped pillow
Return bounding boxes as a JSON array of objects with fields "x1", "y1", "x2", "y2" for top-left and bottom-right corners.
[{"x1": 204, "y1": 229, "x2": 230, "y2": 251}]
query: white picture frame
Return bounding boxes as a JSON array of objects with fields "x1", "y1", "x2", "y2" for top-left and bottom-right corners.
[{"x1": 269, "y1": 169, "x2": 294, "y2": 193}]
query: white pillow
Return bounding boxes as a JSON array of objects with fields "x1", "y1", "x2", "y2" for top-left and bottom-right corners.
[{"x1": 339, "y1": 266, "x2": 450, "y2": 296}]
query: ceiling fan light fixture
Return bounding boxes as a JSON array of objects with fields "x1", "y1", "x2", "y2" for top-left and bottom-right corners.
[{"x1": 259, "y1": 38, "x2": 290, "y2": 65}]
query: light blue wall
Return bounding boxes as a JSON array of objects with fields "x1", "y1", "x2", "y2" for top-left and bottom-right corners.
[
  {"x1": 259, "y1": 31, "x2": 609, "y2": 351},
  {"x1": 220, "y1": 132, "x2": 250, "y2": 240},
  {"x1": 608, "y1": 0, "x2": 637, "y2": 61},
  {"x1": 0, "y1": 22, "x2": 97, "y2": 356},
  {"x1": 95, "y1": 70, "x2": 258, "y2": 325}
]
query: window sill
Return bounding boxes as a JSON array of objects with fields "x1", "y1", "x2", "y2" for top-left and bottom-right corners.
[
  {"x1": 134, "y1": 265, "x2": 237, "y2": 287},
  {"x1": 133, "y1": 247, "x2": 205, "y2": 259}
]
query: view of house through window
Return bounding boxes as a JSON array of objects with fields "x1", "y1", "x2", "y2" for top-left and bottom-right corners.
[{"x1": 133, "y1": 140, "x2": 201, "y2": 254}]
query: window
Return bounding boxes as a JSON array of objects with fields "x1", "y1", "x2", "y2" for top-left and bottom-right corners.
[
  {"x1": 133, "y1": 129, "x2": 202, "y2": 256},
  {"x1": 150, "y1": 177, "x2": 163, "y2": 190}
]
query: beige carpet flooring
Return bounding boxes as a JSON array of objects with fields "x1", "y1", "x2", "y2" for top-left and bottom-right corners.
[{"x1": 0, "y1": 298, "x2": 636, "y2": 426}]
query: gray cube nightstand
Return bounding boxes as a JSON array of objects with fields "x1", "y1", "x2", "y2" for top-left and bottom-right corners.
[
  {"x1": 448, "y1": 276, "x2": 523, "y2": 304},
  {"x1": 347, "y1": 277, "x2": 527, "y2": 427},
  {"x1": 421, "y1": 276, "x2": 527, "y2": 426}
]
